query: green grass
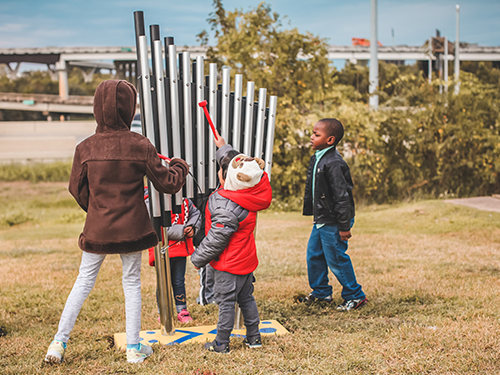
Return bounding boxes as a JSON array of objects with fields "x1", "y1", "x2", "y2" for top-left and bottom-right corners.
[
  {"x1": 1, "y1": 181, "x2": 500, "y2": 374},
  {"x1": 0, "y1": 161, "x2": 72, "y2": 182}
]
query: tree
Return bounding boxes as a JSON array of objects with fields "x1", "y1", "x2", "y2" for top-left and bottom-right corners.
[{"x1": 198, "y1": 0, "x2": 344, "y2": 207}]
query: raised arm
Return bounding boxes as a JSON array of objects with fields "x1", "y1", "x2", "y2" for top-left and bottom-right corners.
[{"x1": 145, "y1": 142, "x2": 189, "y2": 195}]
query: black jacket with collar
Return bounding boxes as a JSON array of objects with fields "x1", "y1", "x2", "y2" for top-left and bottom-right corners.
[{"x1": 302, "y1": 146, "x2": 355, "y2": 231}]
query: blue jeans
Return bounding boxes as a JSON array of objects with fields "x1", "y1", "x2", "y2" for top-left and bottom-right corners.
[
  {"x1": 170, "y1": 257, "x2": 187, "y2": 312},
  {"x1": 306, "y1": 222, "x2": 365, "y2": 301}
]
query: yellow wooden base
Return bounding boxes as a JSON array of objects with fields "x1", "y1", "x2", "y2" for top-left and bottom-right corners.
[{"x1": 114, "y1": 320, "x2": 288, "y2": 350}]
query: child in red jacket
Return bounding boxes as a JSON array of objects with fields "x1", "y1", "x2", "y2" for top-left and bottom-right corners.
[
  {"x1": 191, "y1": 132, "x2": 272, "y2": 353},
  {"x1": 146, "y1": 194, "x2": 201, "y2": 322}
]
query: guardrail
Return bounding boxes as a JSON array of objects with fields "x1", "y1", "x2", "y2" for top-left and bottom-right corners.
[{"x1": 0, "y1": 92, "x2": 94, "y2": 105}]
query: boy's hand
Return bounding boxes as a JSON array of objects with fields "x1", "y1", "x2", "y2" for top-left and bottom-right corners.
[
  {"x1": 339, "y1": 230, "x2": 352, "y2": 241},
  {"x1": 214, "y1": 129, "x2": 226, "y2": 148},
  {"x1": 184, "y1": 226, "x2": 194, "y2": 238}
]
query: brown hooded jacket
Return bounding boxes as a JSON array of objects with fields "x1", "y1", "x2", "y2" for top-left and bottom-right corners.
[{"x1": 69, "y1": 80, "x2": 189, "y2": 254}]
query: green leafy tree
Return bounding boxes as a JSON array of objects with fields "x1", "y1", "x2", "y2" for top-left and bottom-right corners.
[
  {"x1": 199, "y1": 0, "x2": 500, "y2": 206},
  {"x1": 198, "y1": 0, "x2": 345, "y2": 207}
]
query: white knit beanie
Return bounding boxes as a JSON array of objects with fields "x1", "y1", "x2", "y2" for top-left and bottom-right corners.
[{"x1": 224, "y1": 154, "x2": 264, "y2": 191}]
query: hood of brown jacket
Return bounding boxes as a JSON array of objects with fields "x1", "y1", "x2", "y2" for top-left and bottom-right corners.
[{"x1": 93, "y1": 80, "x2": 137, "y2": 133}]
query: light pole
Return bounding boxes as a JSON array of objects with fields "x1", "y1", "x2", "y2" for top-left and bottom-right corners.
[
  {"x1": 444, "y1": 36, "x2": 448, "y2": 92},
  {"x1": 454, "y1": 4, "x2": 460, "y2": 95},
  {"x1": 369, "y1": 0, "x2": 379, "y2": 110}
]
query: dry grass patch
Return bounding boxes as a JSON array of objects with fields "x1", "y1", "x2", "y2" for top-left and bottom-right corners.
[{"x1": 1, "y1": 181, "x2": 500, "y2": 374}]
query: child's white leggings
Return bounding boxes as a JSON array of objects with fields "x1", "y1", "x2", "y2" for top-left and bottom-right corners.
[{"x1": 54, "y1": 250, "x2": 142, "y2": 345}]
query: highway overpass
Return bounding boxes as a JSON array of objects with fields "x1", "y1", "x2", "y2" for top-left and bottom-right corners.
[{"x1": 0, "y1": 44, "x2": 499, "y2": 111}]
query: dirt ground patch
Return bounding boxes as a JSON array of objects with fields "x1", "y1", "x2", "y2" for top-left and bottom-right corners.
[{"x1": 445, "y1": 196, "x2": 500, "y2": 213}]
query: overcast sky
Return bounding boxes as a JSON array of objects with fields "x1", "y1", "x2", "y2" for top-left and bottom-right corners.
[{"x1": 0, "y1": 0, "x2": 498, "y2": 50}]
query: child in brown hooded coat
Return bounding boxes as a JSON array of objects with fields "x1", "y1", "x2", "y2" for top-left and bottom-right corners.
[{"x1": 45, "y1": 80, "x2": 189, "y2": 364}]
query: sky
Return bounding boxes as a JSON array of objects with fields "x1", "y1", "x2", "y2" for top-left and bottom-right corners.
[{"x1": 0, "y1": 0, "x2": 498, "y2": 51}]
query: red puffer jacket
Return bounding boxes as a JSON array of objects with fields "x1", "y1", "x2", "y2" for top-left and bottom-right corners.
[{"x1": 191, "y1": 173, "x2": 272, "y2": 275}]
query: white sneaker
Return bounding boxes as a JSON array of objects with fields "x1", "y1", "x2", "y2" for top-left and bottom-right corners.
[
  {"x1": 45, "y1": 340, "x2": 66, "y2": 364},
  {"x1": 127, "y1": 343, "x2": 153, "y2": 363}
]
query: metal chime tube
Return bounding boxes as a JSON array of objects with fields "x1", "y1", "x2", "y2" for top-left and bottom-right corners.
[
  {"x1": 232, "y1": 74, "x2": 243, "y2": 151},
  {"x1": 182, "y1": 52, "x2": 194, "y2": 198},
  {"x1": 243, "y1": 82, "x2": 255, "y2": 156},
  {"x1": 136, "y1": 36, "x2": 160, "y2": 220},
  {"x1": 264, "y1": 95, "x2": 278, "y2": 180},
  {"x1": 134, "y1": 12, "x2": 174, "y2": 336},
  {"x1": 152, "y1": 33, "x2": 172, "y2": 212},
  {"x1": 168, "y1": 44, "x2": 183, "y2": 205},
  {"x1": 150, "y1": 24, "x2": 175, "y2": 336},
  {"x1": 220, "y1": 68, "x2": 231, "y2": 141},
  {"x1": 253, "y1": 88, "x2": 267, "y2": 158},
  {"x1": 196, "y1": 56, "x2": 206, "y2": 194},
  {"x1": 208, "y1": 63, "x2": 218, "y2": 189}
]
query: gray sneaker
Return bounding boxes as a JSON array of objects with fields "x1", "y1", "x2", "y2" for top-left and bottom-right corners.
[
  {"x1": 243, "y1": 336, "x2": 262, "y2": 348},
  {"x1": 337, "y1": 297, "x2": 368, "y2": 311},
  {"x1": 204, "y1": 340, "x2": 230, "y2": 353}
]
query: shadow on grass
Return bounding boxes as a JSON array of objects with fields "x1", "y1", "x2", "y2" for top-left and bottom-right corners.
[{"x1": 258, "y1": 291, "x2": 465, "y2": 334}]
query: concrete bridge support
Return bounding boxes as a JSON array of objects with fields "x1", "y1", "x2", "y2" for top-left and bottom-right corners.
[
  {"x1": 115, "y1": 60, "x2": 137, "y2": 82},
  {"x1": 55, "y1": 60, "x2": 69, "y2": 100},
  {"x1": 6, "y1": 62, "x2": 21, "y2": 80}
]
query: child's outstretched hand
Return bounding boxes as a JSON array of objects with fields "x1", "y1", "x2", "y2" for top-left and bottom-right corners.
[
  {"x1": 184, "y1": 225, "x2": 194, "y2": 238},
  {"x1": 214, "y1": 129, "x2": 226, "y2": 148},
  {"x1": 339, "y1": 230, "x2": 352, "y2": 242}
]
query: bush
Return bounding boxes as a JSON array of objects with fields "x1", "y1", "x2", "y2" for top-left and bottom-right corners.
[{"x1": 0, "y1": 161, "x2": 72, "y2": 182}]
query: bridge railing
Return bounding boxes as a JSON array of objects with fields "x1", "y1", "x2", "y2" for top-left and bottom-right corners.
[{"x1": 0, "y1": 92, "x2": 94, "y2": 105}]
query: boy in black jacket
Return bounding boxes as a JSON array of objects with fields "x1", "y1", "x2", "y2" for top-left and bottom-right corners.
[{"x1": 302, "y1": 118, "x2": 367, "y2": 311}]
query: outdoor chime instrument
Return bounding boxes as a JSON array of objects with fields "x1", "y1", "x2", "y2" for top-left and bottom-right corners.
[{"x1": 133, "y1": 11, "x2": 277, "y2": 335}]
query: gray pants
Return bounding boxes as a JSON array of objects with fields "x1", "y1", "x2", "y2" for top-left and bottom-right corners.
[
  {"x1": 197, "y1": 264, "x2": 216, "y2": 305},
  {"x1": 213, "y1": 269, "x2": 260, "y2": 345},
  {"x1": 54, "y1": 251, "x2": 142, "y2": 345}
]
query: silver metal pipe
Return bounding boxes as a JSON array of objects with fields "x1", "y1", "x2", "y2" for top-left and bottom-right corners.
[
  {"x1": 232, "y1": 74, "x2": 243, "y2": 151},
  {"x1": 208, "y1": 63, "x2": 218, "y2": 189},
  {"x1": 428, "y1": 37, "x2": 432, "y2": 84},
  {"x1": 253, "y1": 88, "x2": 267, "y2": 158},
  {"x1": 243, "y1": 82, "x2": 255, "y2": 156},
  {"x1": 155, "y1": 227, "x2": 176, "y2": 335},
  {"x1": 138, "y1": 35, "x2": 161, "y2": 218},
  {"x1": 182, "y1": 52, "x2": 194, "y2": 198},
  {"x1": 168, "y1": 44, "x2": 183, "y2": 205},
  {"x1": 369, "y1": 0, "x2": 379, "y2": 110},
  {"x1": 221, "y1": 68, "x2": 231, "y2": 141},
  {"x1": 264, "y1": 95, "x2": 277, "y2": 180},
  {"x1": 454, "y1": 4, "x2": 460, "y2": 94},
  {"x1": 444, "y1": 36, "x2": 448, "y2": 92},
  {"x1": 152, "y1": 39, "x2": 171, "y2": 211},
  {"x1": 233, "y1": 303, "x2": 244, "y2": 330},
  {"x1": 196, "y1": 56, "x2": 206, "y2": 194},
  {"x1": 150, "y1": 28, "x2": 175, "y2": 335}
]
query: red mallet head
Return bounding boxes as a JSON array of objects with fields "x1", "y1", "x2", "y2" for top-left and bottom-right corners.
[{"x1": 198, "y1": 100, "x2": 218, "y2": 140}]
